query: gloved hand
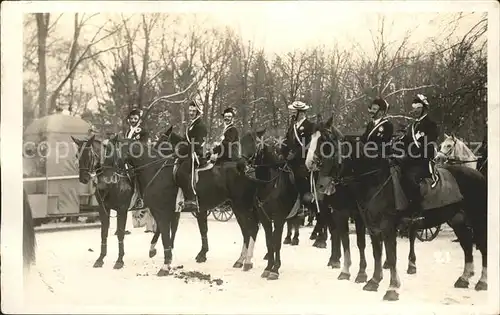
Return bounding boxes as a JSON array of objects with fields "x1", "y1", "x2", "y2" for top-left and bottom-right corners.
[
  {"x1": 286, "y1": 151, "x2": 296, "y2": 161},
  {"x1": 210, "y1": 153, "x2": 218, "y2": 162}
]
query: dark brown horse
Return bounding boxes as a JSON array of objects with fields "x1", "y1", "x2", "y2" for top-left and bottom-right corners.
[
  {"x1": 72, "y1": 135, "x2": 133, "y2": 269},
  {"x1": 306, "y1": 115, "x2": 487, "y2": 301},
  {"x1": 239, "y1": 129, "x2": 303, "y2": 279},
  {"x1": 101, "y1": 129, "x2": 260, "y2": 275}
]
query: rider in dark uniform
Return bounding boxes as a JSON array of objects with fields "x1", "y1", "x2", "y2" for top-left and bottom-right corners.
[
  {"x1": 397, "y1": 94, "x2": 439, "y2": 224},
  {"x1": 211, "y1": 107, "x2": 240, "y2": 164},
  {"x1": 177, "y1": 100, "x2": 208, "y2": 212},
  {"x1": 280, "y1": 101, "x2": 315, "y2": 205},
  {"x1": 361, "y1": 97, "x2": 394, "y2": 158},
  {"x1": 125, "y1": 108, "x2": 149, "y2": 210}
]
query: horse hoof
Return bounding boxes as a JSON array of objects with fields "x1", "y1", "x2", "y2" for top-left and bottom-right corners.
[
  {"x1": 261, "y1": 270, "x2": 270, "y2": 278},
  {"x1": 407, "y1": 265, "x2": 417, "y2": 275},
  {"x1": 93, "y1": 260, "x2": 104, "y2": 268},
  {"x1": 243, "y1": 263, "x2": 253, "y2": 271},
  {"x1": 383, "y1": 261, "x2": 390, "y2": 269},
  {"x1": 337, "y1": 272, "x2": 350, "y2": 280},
  {"x1": 475, "y1": 281, "x2": 487, "y2": 291},
  {"x1": 196, "y1": 255, "x2": 207, "y2": 263},
  {"x1": 113, "y1": 261, "x2": 124, "y2": 269},
  {"x1": 157, "y1": 267, "x2": 171, "y2": 277},
  {"x1": 313, "y1": 240, "x2": 327, "y2": 248},
  {"x1": 310, "y1": 233, "x2": 317, "y2": 240},
  {"x1": 355, "y1": 273, "x2": 368, "y2": 283},
  {"x1": 363, "y1": 280, "x2": 379, "y2": 292},
  {"x1": 283, "y1": 237, "x2": 291, "y2": 245},
  {"x1": 233, "y1": 261, "x2": 243, "y2": 268},
  {"x1": 149, "y1": 249, "x2": 157, "y2": 258},
  {"x1": 329, "y1": 261, "x2": 341, "y2": 269},
  {"x1": 263, "y1": 253, "x2": 269, "y2": 260},
  {"x1": 267, "y1": 272, "x2": 279, "y2": 280},
  {"x1": 454, "y1": 277, "x2": 469, "y2": 288},
  {"x1": 291, "y1": 238, "x2": 299, "y2": 246},
  {"x1": 383, "y1": 290, "x2": 399, "y2": 301}
]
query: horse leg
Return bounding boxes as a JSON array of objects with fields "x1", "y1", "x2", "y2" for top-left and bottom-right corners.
[
  {"x1": 475, "y1": 229, "x2": 487, "y2": 291},
  {"x1": 363, "y1": 234, "x2": 383, "y2": 292},
  {"x1": 337, "y1": 212, "x2": 352, "y2": 280},
  {"x1": 93, "y1": 205, "x2": 110, "y2": 268},
  {"x1": 448, "y1": 211, "x2": 474, "y2": 288},
  {"x1": 195, "y1": 209, "x2": 209, "y2": 263},
  {"x1": 328, "y1": 212, "x2": 341, "y2": 268},
  {"x1": 157, "y1": 210, "x2": 173, "y2": 277},
  {"x1": 268, "y1": 220, "x2": 285, "y2": 280},
  {"x1": 283, "y1": 220, "x2": 292, "y2": 245},
  {"x1": 382, "y1": 222, "x2": 401, "y2": 301},
  {"x1": 354, "y1": 215, "x2": 368, "y2": 283},
  {"x1": 233, "y1": 212, "x2": 248, "y2": 268},
  {"x1": 291, "y1": 219, "x2": 300, "y2": 245},
  {"x1": 313, "y1": 204, "x2": 328, "y2": 248},
  {"x1": 113, "y1": 209, "x2": 127, "y2": 269},
  {"x1": 170, "y1": 212, "x2": 181, "y2": 249},
  {"x1": 149, "y1": 229, "x2": 161, "y2": 258},
  {"x1": 407, "y1": 225, "x2": 417, "y2": 274},
  {"x1": 261, "y1": 220, "x2": 274, "y2": 278},
  {"x1": 243, "y1": 215, "x2": 258, "y2": 271}
]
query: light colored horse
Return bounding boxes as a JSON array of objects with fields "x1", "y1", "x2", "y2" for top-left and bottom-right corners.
[{"x1": 435, "y1": 134, "x2": 477, "y2": 169}]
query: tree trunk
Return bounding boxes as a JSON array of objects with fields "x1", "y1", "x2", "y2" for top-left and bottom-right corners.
[{"x1": 35, "y1": 13, "x2": 49, "y2": 117}]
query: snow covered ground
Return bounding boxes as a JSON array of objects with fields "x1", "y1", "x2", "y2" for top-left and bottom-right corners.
[{"x1": 23, "y1": 214, "x2": 490, "y2": 314}]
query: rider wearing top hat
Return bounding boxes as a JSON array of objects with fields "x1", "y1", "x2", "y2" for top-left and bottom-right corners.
[
  {"x1": 361, "y1": 97, "x2": 394, "y2": 154},
  {"x1": 211, "y1": 107, "x2": 240, "y2": 163},
  {"x1": 177, "y1": 100, "x2": 208, "y2": 212},
  {"x1": 281, "y1": 100, "x2": 315, "y2": 204},
  {"x1": 397, "y1": 94, "x2": 439, "y2": 224},
  {"x1": 125, "y1": 108, "x2": 149, "y2": 210}
]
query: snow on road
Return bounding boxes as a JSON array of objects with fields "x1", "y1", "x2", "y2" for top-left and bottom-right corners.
[{"x1": 23, "y1": 215, "x2": 489, "y2": 314}]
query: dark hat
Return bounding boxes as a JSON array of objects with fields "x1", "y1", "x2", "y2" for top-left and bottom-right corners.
[
  {"x1": 222, "y1": 107, "x2": 236, "y2": 116},
  {"x1": 412, "y1": 94, "x2": 430, "y2": 108},
  {"x1": 128, "y1": 108, "x2": 143, "y2": 118},
  {"x1": 372, "y1": 97, "x2": 389, "y2": 112}
]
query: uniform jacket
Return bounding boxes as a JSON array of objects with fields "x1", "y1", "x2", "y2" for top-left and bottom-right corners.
[
  {"x1": 361, "y1": 117, "x2": 394, "y2": 158},
  {"x1": 213, "y1": 123, "x2": 239, "y2": 161},
  {"x1": 400, "y1": 114, "x2": 438, "y2": 164},
  {"x1": 281, "y1": 117, "x2": 314, "y2": 161},
  {"x1": 125, "y1": 125, "x2": 149, "y2": 142},
  {"x1": 185, "y1": 116, "x2": 208, "y2": 158}
]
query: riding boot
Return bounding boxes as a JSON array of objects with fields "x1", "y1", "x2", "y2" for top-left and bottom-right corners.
[
  {"x1": 177, "y1": 159, "x2": 199, "y2": 212},
  {"x1": 400, "y1": 195, "x2": 424, "y2": 226}
]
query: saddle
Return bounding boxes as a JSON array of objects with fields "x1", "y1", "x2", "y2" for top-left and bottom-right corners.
[
  {"x1": 391, "y1": 164, "x2": 463, "y2": 211},
  {"x1": 172, "y1": 159, "x2": 215, "y2": 212}
]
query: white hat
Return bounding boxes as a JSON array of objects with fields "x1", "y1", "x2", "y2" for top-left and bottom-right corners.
[{"x1": 287, "y1": 101, "x2": 310, "y2": 111}]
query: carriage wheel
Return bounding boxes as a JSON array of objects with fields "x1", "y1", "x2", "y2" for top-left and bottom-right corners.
[
  {"x1": 416, "y1": 224, "x2": 441, "y2": 242},
  {"x1": 212, "y1": 204, "x2": 234, "y2": 222}
]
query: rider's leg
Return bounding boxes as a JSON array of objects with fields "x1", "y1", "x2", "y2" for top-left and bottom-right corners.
[
  {"x1": 402, "y1": 165, "x2": 425, "y2": 222},
  {"x1": 177, "y1": 158, "x2": 198, "y2": 211}
]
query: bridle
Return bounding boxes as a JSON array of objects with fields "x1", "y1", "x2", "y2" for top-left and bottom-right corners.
[
  {"x1": 436, "y1": 137, "x2": 480, "y2": 165},
  {"x1": 79, "y1": 139, "x2": 102, "y2": 181}
]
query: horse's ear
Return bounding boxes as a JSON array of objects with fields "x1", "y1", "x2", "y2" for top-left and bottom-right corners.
[
  {"x1": 165, "y1": 125, "x2": 173, "y2": 136},
  {"x1": 451, "y1": 133, "x2": 456, "y2": 140},
  {"x1": 325, "y1": 115, "x2": 334, "y2": 129},
  {"x1": 316, "y1": 113, "x2": 323, "y2": 124},
  {"x1": 444, "y1": 133, "x2": 450, "y2": 139},
  {"x1": 71, "y1": 136, "x2": 81, "y2": 146},
  {"x1": 88, "y1": 134, "x2": 95, "y2": 143}
]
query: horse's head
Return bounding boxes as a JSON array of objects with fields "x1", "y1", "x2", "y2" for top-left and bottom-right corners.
[
  {"x1": 305, "y1": 115, "x2": 345, "y2": 194},
  {"x1": 72, "y1": 134, "x2": 100, "y2": 184},
  {"x1": 100, "y1": 134, "x2": 132, "y2": 183},
  {"x1": 435, "y1": 133, "x2": 476, "y2": 168},
  {"x1": 240, "y1": 127, "x2": 267, "y2": 165}
]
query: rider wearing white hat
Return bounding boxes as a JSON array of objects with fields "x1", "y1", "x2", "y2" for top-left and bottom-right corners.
[{"x1": 281, "y1": 100, "x2": 315, "y2": 205}]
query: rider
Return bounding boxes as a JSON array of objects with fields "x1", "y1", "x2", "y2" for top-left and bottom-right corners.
[
  {"x1": 397, "y1": 94, "x2": 439, "y2": 224},
  {"x1": 211, "y1": 107, "x2": 240, "y2": 164},
  {"x1": 361, "y1": 97, "x2": 394, "y2": 157},
  {"x1": 177, "y1": 100, "x2": 208, "y2": 212},
  {"x1": 280, "y1": 100, "x2": 315, "y2": 206},
  {"x1": 125, "y1": 108, "x2": 148, "y2": 210}
]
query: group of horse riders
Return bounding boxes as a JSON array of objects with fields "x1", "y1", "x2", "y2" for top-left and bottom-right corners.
[{"x1": 120, "y1": 93, "x2": 461, "y2": 228}]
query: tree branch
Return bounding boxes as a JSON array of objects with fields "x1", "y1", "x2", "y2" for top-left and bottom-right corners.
[{"x1": 384, "y1": 84, "x2": 434, "y2": 98}]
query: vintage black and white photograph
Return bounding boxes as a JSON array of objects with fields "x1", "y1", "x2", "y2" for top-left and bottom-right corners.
[{"x1": 1, "y1": 1, "x2": 499, "y2": 314}]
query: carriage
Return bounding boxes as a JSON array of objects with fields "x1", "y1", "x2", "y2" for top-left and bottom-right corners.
[
  {"x1": 191, "y1": 201, "x2": 234, "y2": 222},
  {"x1": 23, "y1": 112, "x2": 99, "y2": 225}
]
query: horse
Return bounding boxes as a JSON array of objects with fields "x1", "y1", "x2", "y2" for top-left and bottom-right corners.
[
  {"x1": 435, "y1": 134, "x2": 477, "y2": 169},
  {"x1": 239, "y1": 129, "x2": 302, "y2": 279},
  {"x1": 72, "y1": 135, "x2": 134, "y2": 269},
  {"x1": 102, "y1": 129, "x2": 260, "y2": 275},
  {"x1": 283, "y1": 213, "x2": 304, "y2": 246},
  {"x1": 306, "y1": 115, "x2": 487, "y2": 301}
]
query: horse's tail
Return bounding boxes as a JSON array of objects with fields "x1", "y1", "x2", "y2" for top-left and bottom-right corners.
[{"x1": 23, "y1": 189, "x2": 36, "y2": 268}]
